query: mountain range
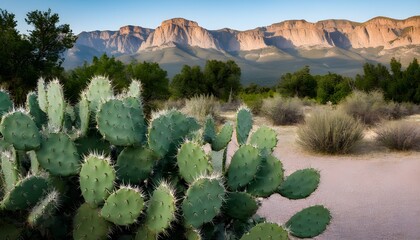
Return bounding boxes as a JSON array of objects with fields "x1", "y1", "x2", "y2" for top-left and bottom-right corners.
[{"x1": 64, "y1": 16, "x2": 420, "y2": 85}]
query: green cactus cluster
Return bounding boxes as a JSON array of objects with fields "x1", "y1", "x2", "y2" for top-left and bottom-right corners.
[{"x1": 0, "y1": 77, "x2": 331, "y2": 239}]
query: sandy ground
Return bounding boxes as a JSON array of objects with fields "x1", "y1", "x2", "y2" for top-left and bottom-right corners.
[{"x1": 222, "y1": 112, "x2": 420, "y2": 240}]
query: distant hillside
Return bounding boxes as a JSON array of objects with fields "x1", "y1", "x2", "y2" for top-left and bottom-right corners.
[{"x1": 64, "y1": 16, "x2": 420, "y2": 85}]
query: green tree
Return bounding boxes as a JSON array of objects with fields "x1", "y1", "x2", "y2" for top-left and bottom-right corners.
[
  {"x1": 126, "y1": 61, "x2": 170, "y2": 102},
  {"x1": 63, "y1": 54, "x2": 127, "y2": 103},
  {"x1": 203, "y1": 60, "x2": 241, "y2": 101},
  {"x1": 316, "y1": 73, "x2": 352, "y2": 104},
  {"x1": 25, "y1": 9, "x2": 77, "y2": 78},
  {"x1": 170, "y1": 65, "x2": 206, "y2": 99},
  {"x1": 277, "y1": 66, "x2": 317, "y2": 98},
  {"x1": 355, "y1": 63, "x2": 391, "y2": 93}
]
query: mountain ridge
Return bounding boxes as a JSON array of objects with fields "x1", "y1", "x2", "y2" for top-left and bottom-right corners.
[{"x1": 64, "y1": 16, "x2": 420, "y2": 85}]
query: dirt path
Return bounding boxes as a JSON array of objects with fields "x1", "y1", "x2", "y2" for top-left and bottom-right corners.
[{"x1": 223, "y1": 112, "x2": 420, "y2": 240}]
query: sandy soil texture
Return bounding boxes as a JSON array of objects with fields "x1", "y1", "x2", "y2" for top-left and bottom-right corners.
[{"x1": 223, "y1": 112, "x2": 420, "y2": 240}]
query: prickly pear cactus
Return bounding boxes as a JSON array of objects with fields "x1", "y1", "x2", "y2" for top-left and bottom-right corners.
[
  {"x1": 0, "y1": 76, "x2": 331, "y2": 240},
  {"x1": 100, "y1": 186, "x2": 144, "y2": 226},
  {"x1": 79, "y1": 154, "x2": 116, "y2": 206},
  {"x1": 0, "y1": 110, "x2": 41, "y2": 151}
]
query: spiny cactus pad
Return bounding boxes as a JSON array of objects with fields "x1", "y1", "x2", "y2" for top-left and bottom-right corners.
[
  {"x1": 1, "y1": 175, "x2": 49, "y2": 210},
  {"x1": 236, "y1": 107, "x2": 253, "y2": 145},
  {"x1": 223, "y1": 192, "x2": 258, "y2": 221},
  {"x1": 203, "y1": 116, "x2": 216, "y2": 144},
  {"x1": 1, "y1": 149, "x2": 19, "y2": 192},
  {"x1": 240, "y1": 222, "x2": 289, "y2": 240},
  {"x1": 285, "y1": 205, "x2": 331, "y2": 238},
  {"x1": 100, "y1": 186, "x2": 144, "y2": 226},
  {"x1": 227, "y1": 145, "x2": 262, "y2": 190},
  {"x1": 37, "y1": 78, "x2": 48, "y2": 112},
  {"x1": 0, "y1": 110, "x2": 40, "y2": 151},
  {"x1": 85, "y1": 76, "x2": 113, "y2": 112},
  {"x1": 46, "y1": 80, "x2": 65, "y2": 130},
  {"x1": 278, "y1": 168, "x2": 320, "y2": 200},
  {"x1": 247, "y1": 155, "x2": 284, "y2": 197},
  {"x1": 116, "y1": 146, "x2": 157, "y2": 184},
  {"x1": 144, "y1": 182, "x2": 177, "y2": 233},
  {"x1": 27, "y1": 190, "x2": 59, "y2": 227},
  {"x1": 76, "y1": 94, "x2": 90, "y2": 137},
  {"x1": 177, "y1": 141, "x2": 211, "y2": 183},
  {"x1": 26, "y1": 92, "x2": 48, "y2": 128},
  {"x1": 148, "y1": 110, "x2": 200, "y2": 158},
  {"x1": 250, "y1": 126, "x2": 278, "y2": 152},
  {"x1": 73, "y1": 203, "x2": 110, "y2": 240},
  {"x1": 0, "y1": 90, "x2": 13, "y2": 118},
  {"x1": 96, "y1": 97, "x2": 146, "y2": 146},
  {"x1": 36, "y1": 132, "x2": 80, "y2": 176},
  {"x1": 135, "y1": 225, "x2": 158, "y2": 240},
  {"x1": 127, "y1": 80, "x2": 142, "y2": 98},
  {"x1": 211, "y1": 122, "x2": 233, "y2": 151},
  {"x1": 185, "y1": 228, "x2": 202, "y2": 240},
  {"x1": 182, "y1": 176, "x2": 225, "y2": 228},
  {"x1": 80, "y1": 154, "x2": 116, "y2": 206}
]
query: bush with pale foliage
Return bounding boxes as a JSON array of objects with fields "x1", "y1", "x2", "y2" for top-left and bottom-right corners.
[
  {"x1": 297, "y1": 110, "x2": 364, "y2": 154},
  {"x1": 182, "y1": 95, "x2": 220, "y2": 123},
  {"x1": 261, "y1": 96, "x2": 304, "y2": 125},
  {"x1": 375, "y1": 121, "x2": 420, "y2": 151}
]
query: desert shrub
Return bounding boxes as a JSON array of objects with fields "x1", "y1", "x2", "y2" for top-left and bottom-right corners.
[
  {"x1": 164, "y1": 98, "x2": 185, "y2": 110},
  {"x1": 297, "y1": 110, "x2": 364, "y2": 154},
  {"x1": 261, "y1": 96, "x2": 304, "y2": 125},
  {"x1": 239, "y1": 91, "x2": 276, "y2": 114},
  {"x1": 339, "y1": 90, "x2": 392, "y2": 125},
  {"x1": 375, "y1": 121, "x2": 420, "y2": 150},
  {"x1": 182, "y1": 95, "x2": 220, "y2": 123}
]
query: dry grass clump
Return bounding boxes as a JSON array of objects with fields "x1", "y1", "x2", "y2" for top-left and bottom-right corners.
[
  {"x1": 339, "y1": 90, "x2": 391, "y2": 125},
  {"x1": 375, "y1": 121, "x2": 420, "y2": 151},
  {"x1": 297, "y1": 109, "x2": 364, "y2": 154},
  {"x1": 181, "y1": 95, "x2": 220, "y2": 123},
  {"x1": 164, "y1": 99, "x2": 185, "y2": 110},
  {"x1": 261, "y1": 96, "x2": 304, "y2": 125}
]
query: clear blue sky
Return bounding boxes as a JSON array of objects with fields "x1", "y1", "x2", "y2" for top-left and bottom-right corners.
[{"x1": 2, "y1": 0, "x2": 419, "y2": 34}]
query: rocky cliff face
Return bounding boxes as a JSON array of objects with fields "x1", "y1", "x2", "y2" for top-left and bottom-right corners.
[
  {"x1": 74, "y1": 16, "x2": 419, "y2": 54},
  {"x1": 76, "y1": 25, "x2": 153, "y2": 54}
]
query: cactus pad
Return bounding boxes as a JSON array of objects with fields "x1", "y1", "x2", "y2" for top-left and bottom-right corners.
[
  {"x1": 0, "y1": 90, "x2": 13, "y2": 118},
  {"x1": 185, "y1": 228, "x2": 202, "y2": 240},
  {"x1": 46, "y1": 80, "x2": 65, "y2": 129},
  {"x1": 116, "y1": 146, "x2": 157, "y2": 184},
  {"x1": 26, "y1": 92, "x2": 48, "y2": 128},
  {"x1": 73, "y1": 202, "x2": 110, "y2": 240},
  {"x1": 80, "y1": 154, "x2": 116, "y2": 206},
  {"x1": 203, "y1": 116, "x2": 216, "y2": 144},
  {"x1": 240, "y1": 222, "x2": 288, "y2": 240},
  {"x1": 85, "y1": 76, "x2": 113, "y2": 112},
  {"x1": 37, "y1": 78, "x2": 48, "y2": 112},
  {"x1": 247, "y1": 155, "x2": 284, "y2": 197},
  {"x1": 0, "y1": 110, "x2": 40, "y2": 151},
  {"x1": 96, "y1": 97, "x2": 146, "y2": 146},
  {"x1": 236, "y1": 107, "x2": 253, "y2": 145},
  {"x1": 249, "y1": 126, "x2": 277, "y2": 152},
  {"x1": 127, "y1": 80, "x2": 142, "y2": 98},
  {"x1": 100, "y1": 186, "x2": 144, "y2": 226},
  {"x1": 227, "y1": 145, "x2": 262, "y2": 190},
  {"x1": 285, "y1": 205, "x2": 331, "y2": 238},
  {"x1": 224, "y1": 192, "x2": 258, "y2": 221},
  {"x1": 36, "y1": 132, "x2": 80, "y2": 176},
  {"x1": 27, "y1": 190, "x2": 59, "y2": 227},
  {"x1": 1, "y1": 149, "x2": 19, "y2": 192},
  {"x1": 1, "y1": 175, "x2": 49, "y2": 210},
  {"x1": 144, "y1": 182, "x2": 177, "y2": 233},
  {"x1": 278, "y1": 168, "x2": 320, "y2": 200},
  {"x1": 75, "y1": 94, "x2": 90, "y2": 137},
  {"x1": 148, "y1": 110, "x2": 200, "y2": 158},
  {"x1": 182, "y1": 176, "x2": 225, "y2": 228},
  {"x1": 177, "y1": 141, "x2": 211, "y2": 183},
  {"x1": 135, "y1": 225, "x2": 158, "y2": 240},
  {"x1": 211, "y1": 122, "x2": 233, "y2": 151}
]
